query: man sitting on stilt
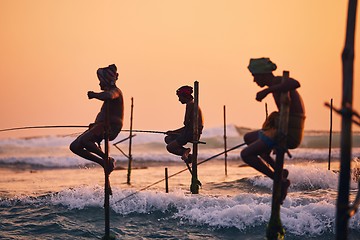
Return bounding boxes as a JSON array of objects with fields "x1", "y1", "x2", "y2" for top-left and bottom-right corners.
[
  {"x1": 70, "y1": 64, "x2": 124, "y2": 174},
  {"x1": 165, "y1": 85, "x2": 204, "y2": 163},
  {"x1": 240, "y1": 58, "x2": 306, "y2": 204}
]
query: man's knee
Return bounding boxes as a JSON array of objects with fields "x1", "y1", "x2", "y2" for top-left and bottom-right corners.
[
  {"x1": 166, "y1": 140, "x2": 181, "y2": 154},
  {"x1": 240, "y1": 149, "x2": 247, "y2": 160},
  {"x1": 164, "y1": 136, "x2": 172, "y2": 144},
  {"x1": 240, "y1": 148, "x2": 253, "y2": 164},
  {"x1": 69, "y1": 141, "x2": 79, "y2": 153},
  {"x1": 243, "y1": 131, "x2": 257, "y2": 144},
  {"x1": 243, "y1": 135, "x2": 249, "y2": 144}
]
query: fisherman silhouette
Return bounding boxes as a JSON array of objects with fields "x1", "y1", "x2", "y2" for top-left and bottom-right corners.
[
  {"x1": 164, "y1": 85, "x2": 204, "y2": 164},
  {"x1": 70, "y1": 64, "x2": 124, "y2": 174}
]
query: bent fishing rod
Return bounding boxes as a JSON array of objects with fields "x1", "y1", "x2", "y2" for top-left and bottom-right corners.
[
  {"x1": 0, "y1": 125, "x2": 207, "y2": 145},
  {"x1": 0, "y1": 125, "x2": 168, "y2": 134},
  {"x1": 115, "y1": 142, "x2": 246, "y2": 203}
]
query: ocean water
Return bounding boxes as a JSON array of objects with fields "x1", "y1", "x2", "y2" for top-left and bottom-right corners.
[{"x1": 1, "y1": 125, "x2": 360, "y2": 239}]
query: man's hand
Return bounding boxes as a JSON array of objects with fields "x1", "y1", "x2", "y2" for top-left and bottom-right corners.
[
  {"x1": 87, "y1": 91, "x2": 95, "y2": 99},
  {"x1": 256, "y1": 89, "x2": 269, "y2": 102}
]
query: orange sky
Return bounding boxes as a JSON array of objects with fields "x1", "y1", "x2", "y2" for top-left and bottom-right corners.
[{"x1": 0, "y1": 0, "x2": 359, "y2": 139}]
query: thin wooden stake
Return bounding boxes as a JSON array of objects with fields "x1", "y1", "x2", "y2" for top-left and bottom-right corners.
[
  {"x1": 190, "y1": 81, "x2": 200, "y2": 194},
  {"x1": 266, "y1": 71, "x2": 290, "y2": 240},
  {"x1": 127, "y1": 97, "x2": 134, "y2": 185},
  {"x1": 223, "y1": 105, "x2": 228, "y2": 176},
  {"x1": 265, "y1": 102, "x2": 269, "y2": 119},
  {"x1": 165, "y1": 168, "x2": 169, "y2": 193},
  {"x1": 328, "y1": 98, "x2": 333, "y2": 170}
]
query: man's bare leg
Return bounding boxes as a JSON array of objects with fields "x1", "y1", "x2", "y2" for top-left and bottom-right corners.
[
  {"x1": 260, "y1": 153, "x2": 275, "y2": 169},
  {"x1": 166, "y1": 141, "x2": 187, "y2": 156},
  {"x1": 70, "y1": 140, "x2": 104, "y2": 167},
  {"x1": 241, "y1": 139, "x2": 274, "y2": 179},
  {"x1": 70, "y1": 129, "x2": 116, "y2": 173}
]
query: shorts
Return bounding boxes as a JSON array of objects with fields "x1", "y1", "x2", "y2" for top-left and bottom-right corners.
[
  {"x1": 175, "y1": 130, "x2": 194, "y2": 146},
  {"x1": 259, "y1": 130, "x2": 277, "y2": 148},
  {"x1": 259, "y1": 113, "x2": 305, "y2": 149},
  {"x1": 90, "y1": 122, "x2": 122, "y2": 142}
]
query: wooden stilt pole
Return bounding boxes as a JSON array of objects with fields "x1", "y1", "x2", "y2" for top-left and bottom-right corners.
[
  {"x1": 103, "y1": 100, "x2": 113, "y2": 240},
  {"x1": 127, "y1": 97, "x2": 134, "y2": 185},
  {"x1": 328, "y1": 98, "x2": 333, "y2": 170},
  {"x1": 223, "y1": 105, "x2": 228, "y2": 176},
  {"x1": 266, "y1": 71, "x2": 290, "y2": 240},
  {"x1": 190, "y1": 81, "x2": 200, "y2": 194},
  {"x1": 336, "y1": 0, "x2": 357, "y2": 238}
]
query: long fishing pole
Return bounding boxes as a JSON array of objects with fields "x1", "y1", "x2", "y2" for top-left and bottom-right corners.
[
  {"x1": 0, "y1": 125, "x2": 89, "y2": 132},
  {"x1": 0, "y1": 125, "x2": 209, "y2": 145},
  {"x1": 115, "y1": 142, "x2": 246, "y2": 203},
  {"x1": 123, "y1": 130, "x2": 167, "y2": 134},
  {"x1": 0, "y1": 125, "x2": 168, "y2": 134}
]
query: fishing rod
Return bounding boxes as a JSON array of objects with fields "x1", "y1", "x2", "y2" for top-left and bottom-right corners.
[
  {"x1": 115, "y1": 142, "x2": 246, "y2": 203},
  {"x1": 0, "y1": 125, "x2": 88, "y2": 132},
  {"x1": 0, "y1": 125, "x2": 168, "y2": 134},
  {"x1": 123, "y1": 130, "x2": 167, "y2": 134},
  {"x1": 0, "y1": 125, "x2": 208, "y2": 144}
]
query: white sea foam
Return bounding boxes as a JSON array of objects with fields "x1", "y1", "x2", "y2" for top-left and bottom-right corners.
[
  {"x1": 249, "y1": 165, "x2": 347, "y2": 191},
  {"x1": 31, "y1": 186, "x2": 358, "y2": 236}
]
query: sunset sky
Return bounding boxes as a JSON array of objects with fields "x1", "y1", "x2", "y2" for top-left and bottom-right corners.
[{"x1": 0, "y1": 1, "x2": 359, "y2": 139}]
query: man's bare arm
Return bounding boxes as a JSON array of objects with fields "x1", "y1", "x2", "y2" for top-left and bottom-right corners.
[
  {"x1": 88, "y1": 88, "x2": 120, "y2": 101},
  {"x1": 256, "y1": 78, "x2": 300, "y2": 102}
]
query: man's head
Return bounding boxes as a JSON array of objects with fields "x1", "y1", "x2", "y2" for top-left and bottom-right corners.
[
  {"x1": 248, "y1": 58, "x2": 277, "y2": 74},
  {"x1": 97, "y1": 64, "x2": 119, "y2": 89},
  {"x1": 248, "y1": 58, "x2": 276, "y2": 87},
  {"x1": 176, "y1": 85, "x2": 193, "y2": 104}
]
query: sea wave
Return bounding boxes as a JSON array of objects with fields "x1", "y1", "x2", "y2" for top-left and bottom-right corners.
[
  {"x1": 1, "y1": 149, "x2": 360, "y2": 169},
  {"x1": 1, "y1": 125, "x2": 360, "y2": 169},
  {"x1": 1, "y1": 185, "x2": 359, "y2": 237},
  {"x1": 2, "y1": 162, "x2": 360, "y2": 238}
]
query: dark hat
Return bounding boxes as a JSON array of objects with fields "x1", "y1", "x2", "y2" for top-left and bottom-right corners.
[
  {"x1": 176, "y1": 85, "x2": 193, "y2": 96},
  {"x1": 97, "y1": 64, "x2": 119, "y2": 86},
  {"x1": 248, "y1": 58, "x2": 277, "y2": 74}
]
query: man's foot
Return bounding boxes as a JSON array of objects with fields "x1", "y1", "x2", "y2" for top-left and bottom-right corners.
[
  {"x1": 181, "y1": 148, "x2": 191, "y2": 162},
  {"x1": 106, "y1": 157, "x2": 116, "y2": 174},
  {"x1": 280, "y1": 179, "x2": 290, "y2": 205},
  {"x1": 282, "y1": 169, "x2": 289, "y2": 179},
  {"x1": 184, "y1": 154, "x2": 193, "y2": 164}
]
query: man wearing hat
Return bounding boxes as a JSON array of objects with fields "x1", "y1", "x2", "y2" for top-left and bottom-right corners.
[
  {"x1": 165, "y1": 85, "x2": 204, "y2": 163},
  {"x1": 70, "y1": 64, "x2": 124, "y2": 174},
  {"x1": 240, "y1": 58, "x2": 306, "y2": 204}
]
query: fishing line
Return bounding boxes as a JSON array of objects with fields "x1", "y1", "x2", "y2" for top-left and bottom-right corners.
[{"x1": 114, "y1": 142, "x2": 246, "y2": 204}]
